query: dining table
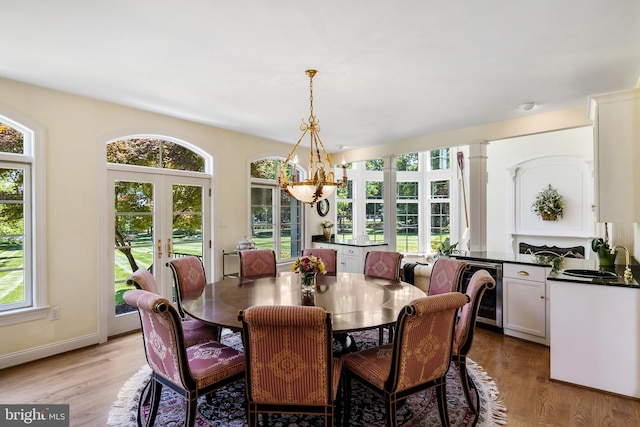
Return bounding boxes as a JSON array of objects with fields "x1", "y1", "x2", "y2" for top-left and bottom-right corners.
[{"x1": 181, "y1": 271, "x2": 427, "y2": 334}]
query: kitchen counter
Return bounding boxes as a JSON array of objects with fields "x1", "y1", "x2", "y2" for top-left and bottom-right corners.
[{"x1": 311, "y1": 235, "x2": 389, "y2": 248}]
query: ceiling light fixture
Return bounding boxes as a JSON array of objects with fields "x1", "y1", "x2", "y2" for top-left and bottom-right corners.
[
  {"x1": 278, "y1": 69, "x2": 347, "y2": 205},
  {"x1": 518, "y1": 102, "x2": 538, "y2": 112}
]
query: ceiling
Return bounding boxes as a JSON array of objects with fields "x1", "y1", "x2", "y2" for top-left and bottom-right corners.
[{"x1": 1, "y1": 1, "x2": 639, "y2": 152}]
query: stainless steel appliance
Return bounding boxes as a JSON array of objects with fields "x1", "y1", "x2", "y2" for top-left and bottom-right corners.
[{"x1": 459, "y1": 260, "x2": 503, "y2": 330}]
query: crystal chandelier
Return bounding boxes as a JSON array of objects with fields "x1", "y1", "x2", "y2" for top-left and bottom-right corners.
[{"x1": 278, "y1": 70, "x2": 347, "y2": 205}]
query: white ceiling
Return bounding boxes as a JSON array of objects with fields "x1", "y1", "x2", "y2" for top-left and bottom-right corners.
[{"x1": 1, "y1": 1, "x2": 639, "y2": 152}]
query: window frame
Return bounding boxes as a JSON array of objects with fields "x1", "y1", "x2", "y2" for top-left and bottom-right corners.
[{"x1": 0, "y1": 112, "x2": 47, "y2": 326}]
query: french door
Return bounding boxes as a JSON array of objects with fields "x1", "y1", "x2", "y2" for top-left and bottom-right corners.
[{"x1": 107, "y1": 168, "x2": 211, "y2": 336}]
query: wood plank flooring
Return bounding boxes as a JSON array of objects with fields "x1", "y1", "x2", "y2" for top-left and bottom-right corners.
[{"x1": 1, "y1": 328, "x2": 639, "y2": 426}]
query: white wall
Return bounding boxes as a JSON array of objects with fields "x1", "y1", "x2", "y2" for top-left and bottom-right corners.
[{"x1": 486, "y1": 127, "x2": 594, "y2": 253}]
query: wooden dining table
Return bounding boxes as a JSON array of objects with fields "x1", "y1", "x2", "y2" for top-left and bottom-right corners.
[{"x1": 181, "y1": 271, "x2": 426, "y2": 333}]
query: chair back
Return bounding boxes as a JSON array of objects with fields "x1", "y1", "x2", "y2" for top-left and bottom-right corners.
[
  {"x1": 239, "y1": 305, "x2": 334, "y2": 406},
  {"x1": 428, "y1": 257, "x2": 469, "y2": 295},
  {"x1": 363, "y1": 251, "x2": 404, "y2": 280},
  {"x1": 166, "y1": 256, "x2": 206, "y2": 317},
  {"x1": 302, "y1": 248, "x2": 338, "y2": 275},
  {"x1": 127, "y1": 268, "x2": 159, "y2": 294},
  {"x1": 386, "y1": 292, "x2": 468, "y2": 393},
  {"x1": 123, "y1": 289, "x2": 195, "y2": 390},
  {"x1": 453, "y1": 269, "x2": 496, "y2": 356},
  {"x1": 239, "y1": 249, "x2": 277, "y2": 278}
]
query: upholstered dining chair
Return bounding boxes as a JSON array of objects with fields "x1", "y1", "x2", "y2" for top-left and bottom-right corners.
[
  {"x1": 238, "y1": 249, "x2": 277, "y2": 278},
  {"x1": 238, "y1": 305, "x2": 342, "y2": 426},
  {"x1": 428, "y1": 257, "x2": 469, "y2": 295},
  {"x1": 451, "y1": 269, "x2": 496, "y2": 415},
  {"x1": 302, "y1": 248, "x2": 338, "y2": 275},
  {"x1": 363, "y1": 250, "x2": 404, "y2": 344},
  {"x1": 342, "y1": 292, "x2": 468, "y2": 427},
  {"x1": 127, "y1": 268, "x2": 220, "y2": 347},
  {"x1": 124, "y1": 289, "x2": 245, "y2": 427}
]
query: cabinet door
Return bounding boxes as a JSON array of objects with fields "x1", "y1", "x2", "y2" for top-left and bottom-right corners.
[{"x1": 503, "y1": 276, "x2": 546, "y2": 337}]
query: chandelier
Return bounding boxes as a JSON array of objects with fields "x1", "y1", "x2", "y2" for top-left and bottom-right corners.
[{"x1": 278, "y1": 69, "x2": 347, "y2": 205}]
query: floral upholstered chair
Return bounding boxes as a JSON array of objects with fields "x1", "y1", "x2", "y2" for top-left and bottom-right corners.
[
  {"x1": 363, "y1": 250, "x2": 404, "y2": 280},
  {"x1": 451, "y1": 269, "x2": 496, "y2": 415},
  {"x1": 239, "y1": 305, "x2": 342, "y2": 426},
  {"x1": 428, "y1": 257, "x2": 469, "y2": 295},
  {"x1": 341, "y1": 292, "x2": 468, "y2": 427},
  {"x1": 127, "y1": 268, "x2": 220, "y2": 347},
  {"x1": 238, "y1": 249, "x2": 277, "y2": 278},
  {"x1": 302, "y1": 248, "x2": 338, "y2": 275},
  {"x1": 124, "y1": 289, "x2": 245, "y2": 427}
]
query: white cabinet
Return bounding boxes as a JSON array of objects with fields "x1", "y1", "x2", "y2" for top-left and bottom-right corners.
[
  {"x1": 503, "y1": 263, "x2": 550, "y2": 346},
  {"x1": 588, "y1": 88, "x2": 640, "y2": 223},
  {"x1": 312, "y1": 242, "x2": 385, "y2": 273}
]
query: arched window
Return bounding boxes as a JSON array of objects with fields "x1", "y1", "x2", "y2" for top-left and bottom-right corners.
[
  {"x1": 0, "y1": 116, "x2": 46, "y2": 324},
  {"x1": 250, "y1": 158, "x2": 303, "y2": 262}
]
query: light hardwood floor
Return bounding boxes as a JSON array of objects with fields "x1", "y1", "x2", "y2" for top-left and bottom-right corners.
[{"x1": 1, "y1": 328, "x2": 639, "y2": 426}]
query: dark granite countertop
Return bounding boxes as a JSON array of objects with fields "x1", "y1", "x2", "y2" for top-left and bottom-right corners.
[
  {"x1": 311, "y1": 234, "x2": 389, "y2": 248},
  {"x1": 453, "y1": 251, "x2": 640, "y2": 289}
]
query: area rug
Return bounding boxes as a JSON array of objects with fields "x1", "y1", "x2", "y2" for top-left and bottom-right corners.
[{"x1": 108, "y1": 330, "x2": 507, "y2": 426}]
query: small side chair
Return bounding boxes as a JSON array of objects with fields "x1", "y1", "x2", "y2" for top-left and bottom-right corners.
[
  {"x1": 428, "y1": 257, "x2": 469, "y2": 295},
  {"x1": 238, "y1": 249, "x2": 277, "y2": 278},
  {"x1": 302, "y1": 248, "x2": 338, "y2": 275}
]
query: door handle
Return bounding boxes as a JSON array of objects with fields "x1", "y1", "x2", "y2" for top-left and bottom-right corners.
[{"x1": 167, "y1": 238, "x2": 172, "y2": 258}]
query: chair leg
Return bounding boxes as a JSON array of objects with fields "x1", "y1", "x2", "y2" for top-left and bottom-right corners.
[
  {"x1": 456, "y1": 358, "x2": 478, "y2": 415},
  {"x1": 384, "y1": 396, "x2": 398, "y2": 427},
  {"x1": 185, "y1": 394, "x2": 198, "y2": 427},
  {"x1": 136, "y1": 379, "x2": 152, "y2": 427},
  {"x1": 435, "y1": 381, "x2": 451, "y2": 427},
  {"x1": 144, "y1": 378, "x2": 162, "y2": 427}
]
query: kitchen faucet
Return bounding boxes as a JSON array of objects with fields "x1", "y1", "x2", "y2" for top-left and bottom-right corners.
[{"x1": 611, "y1": 245, "x2": 633, "y2": 284}]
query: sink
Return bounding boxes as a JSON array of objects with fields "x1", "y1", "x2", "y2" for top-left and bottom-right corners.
[{"x1": 562, "y1": 269, "x2": 618, "y2": 279}]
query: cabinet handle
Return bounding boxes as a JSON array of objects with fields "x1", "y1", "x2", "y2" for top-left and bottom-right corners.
[
  {"x1": 518, "y1": 271, "x2": 529, "y2": 276},
  {"x1": 157, "y1": 239, "x2": 163, "y2": 258}
]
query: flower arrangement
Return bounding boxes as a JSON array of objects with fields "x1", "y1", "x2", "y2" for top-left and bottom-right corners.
[
  {"x1": 320, "y1": 220, "x2": 334, "y2": 229},
  {"x1": 292, "y1": 255, "x2": 327, "y2": 275},
  {"x1": 531, "y1": 184, "x2": 564, "y2": 221}
]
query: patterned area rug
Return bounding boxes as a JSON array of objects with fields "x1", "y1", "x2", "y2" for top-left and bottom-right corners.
[{"x1": 108, "y1": 330, "x2": 507, "y2": 426}]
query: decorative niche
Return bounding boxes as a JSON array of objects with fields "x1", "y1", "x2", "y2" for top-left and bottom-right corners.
[{"x1": 507, "y1": 155, "x2": 595, "y2": 255}]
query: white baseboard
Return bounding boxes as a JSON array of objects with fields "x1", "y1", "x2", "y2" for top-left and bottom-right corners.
[{"x1": 0, "y1": 333, "x2": 100, "y2": 370}]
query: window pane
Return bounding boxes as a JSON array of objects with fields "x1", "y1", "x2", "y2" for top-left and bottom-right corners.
[
  {"x1": 107, "y1": 138, "x2": 204, "y2": 172},
  {"x1": 430, "y1": 148, "x2": 450, "y2": 170},
  {"x1": 397, "y1": 153, "x2": 419, "y2": 171},
  {"x1": 337, "y1": 201, "x2": 353, "y2": 240},
  {"x1": 172, "y1": 184, "x2": 204, "y2": 257},
  {"x1": 280, "y1": 190, "x2": 302, "y2": 259},
  {"x1": 251, "y1": 158, "x2": 285, "y2": 180},
  {"x1": 0, "y1": 167, "x2": 26, "y2": 310},
  {"x1": 431, "y1": 180, "x2": 450, "y2": 198},
  {"x1": 397, "y1": 181, "x2": 418, "y2": 199},
  {"x1": 251, "y1": 187, "x2": 274, "y2": 250},
  {"x1": 366, "y1": 181, "x2": 383, "y2": 199},
  {"x1": 430, "y1": 202, "x2": 450, "y2": 252},
  {"x1": 366, "y1": 202, "x2": 384, "y2": 242},
  {"x1": 365, "y1": 159, "x2": 384, "y2": 171},
  {"x1": 337, "y1": 180, "x2": 352, "y2": 199},
  {"x1": 0, "y1": 123, "x2": 24, "y2": 154},
  {"x1": 396, "y1": 202, "x2": 419, "y2": 252}
]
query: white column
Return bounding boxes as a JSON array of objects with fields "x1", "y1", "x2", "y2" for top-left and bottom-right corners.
[{"x1": 468, "y1": 141, "x2": 488, "y2": 252}]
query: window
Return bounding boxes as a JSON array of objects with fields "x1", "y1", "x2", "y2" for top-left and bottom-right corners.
[
  {"x1": 396, "y1": 181, "x2": 419, "y2": 252},
  {"x1": 0, "y1": 118, "x2": 46, "y2": 324},
  {"x1": 250, "y1": 158, "x2": 302, "y2": 261},
  {"x1": 336, "y1": 173, "x2": 353, "y2": 240}
]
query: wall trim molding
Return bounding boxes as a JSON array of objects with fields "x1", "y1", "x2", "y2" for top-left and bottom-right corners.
[{"x1": 0, "y1": 333, "x2": 100, "y2": 370}]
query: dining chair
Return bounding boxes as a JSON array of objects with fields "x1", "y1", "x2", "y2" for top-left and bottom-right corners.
[
  {"x1": 363, "y1": 250, "x2": 404, "y2": 344},
  {"x1": 238, "y1": 305, "x2": 342, "y2": 426},
  {"x1": 127, "y1": 268, "x2": 220, "y2": 347},
  {"x1": 238, "y1": 249, "x2": 277, "y2": 278},
  {"x1": 341, "y1": 292, "x2": 468, "y2": 427},
  {"x1": 302, "y1": 248, "x2": 338, "y2": 275},
  {"x1": 451, "y1": 269, "x2": 496, "y2": 415},
  {"x1": 123, "y1": 289, "x2": 245, "y2": 427},
  {"x1": 428, "y1": 257, "x2": 469, "y2": 295}
]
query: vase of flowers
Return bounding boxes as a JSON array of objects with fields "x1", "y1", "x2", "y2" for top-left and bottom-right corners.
[
  {"x1": 320, "y1": 220, "x2": 334, "y2": 241},
  {"x1": 531, "y1": 184, "x2": 564, "y2": 221},
  {"x1": 292, "y1": 255, "x2": 327, "y2": 291}
]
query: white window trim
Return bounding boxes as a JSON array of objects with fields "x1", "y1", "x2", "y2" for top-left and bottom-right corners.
[{"x1": 0, "y1": 109, "x2": 48, "y2": 326}]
